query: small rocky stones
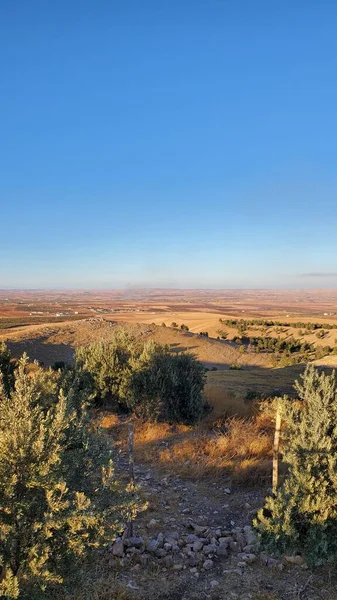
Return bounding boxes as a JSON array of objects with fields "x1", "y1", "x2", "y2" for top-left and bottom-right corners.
[
  {"x1": 217, "y1": 545, "x2": 229, "y2": 558},
  {"x1": 146, "y1": 539, "x2": 159, "y2": 553},
  {"x1": 163, "y1": 555, "x2": 174, "y2": 568},
  {"x1": 237, "y1": 552, "x2": 257, "y2": 564},
  {"x1": 148, "y1": 518, "x2": 158, "y2": 527},
  {"x1": 109, "y1": 522, "x2": 288, "y2": 576},
  {"x1": 243, "y1": 525, "x2": 258, "y2": 547},
  {"x1": 193, "y1": 540, "x2": 204, "y2": 552},
  {"x1": 203, "y1": 559, "x2": 214, "y2": 570},
  {"x1": 203, "y1": 544, "x2": 218, "y2": 555},
  {"x1": 124, "y1": 536, "x2": 144, "y2": 549},
  {"x1": 112, "y1": 538, "x2": 124, "y2": 557}
]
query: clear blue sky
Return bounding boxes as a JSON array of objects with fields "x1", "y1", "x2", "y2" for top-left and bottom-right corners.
[{"x1": 1, "y1": 0, "x2": 337, "y2": 289}]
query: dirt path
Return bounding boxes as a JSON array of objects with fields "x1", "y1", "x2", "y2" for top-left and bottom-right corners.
[{"x1": 111, "y1": 448, "x2": 337, "y2": 600}]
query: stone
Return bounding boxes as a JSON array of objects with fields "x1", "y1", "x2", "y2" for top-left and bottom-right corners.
[
  {"x1": 237, "y1": 553, "x2": 257, "y2": 564},
  {"x1": 173, "y1": 563, "x2": 183, "y2": 571},
  {"x1": 191, "y1": 523, "x2": 207, "y2": 534},
  {"x1": 164, "y1": 555, "x2": 174, "y2": 568},
  {"x1": 186, "y1": 533, "x2": 198, "y2": 544},
  {"x1": 217, "y1": 545, "x2": 229, "y2": 558},
  {"x1": 224, "y1": 488, "x2": 231, "y2": 494},
  {"x1": 149, "y1": 519, "x2": 158, "y2": 527},
  {"x1": 203, "y1": 559, "x2": 214, "y2": 570},
  {"x1": 146, "y1": 539, "x2": 160, "y2": 553},
  {"x1": 193, "y1": 540, "x2": 204, "y2": 552},
  {"x1": 233, "y1": 532, "x2": 246, "y2": 549},
  {"x1": 188, "y1": 553, "x2": 199, "y2": 567},
  {"x1": 124, "y1": 536, "x2": 144, "y2": 549},
  {"x1": 157, "y1": 533, "x2": 164, "y2": 548},
  {"x1": 156, "y1": 548, "x2": 167, "y2": 558},
  {"x1": 164, "y1": 543, "x2": 172, "y2": 552},
  {"x1": 243, "y1": 526, "x2": 257, "y2": 547},
  {"x1": 218, "y1": 537, "x2": 231, "y2": 547},
  {"x1": 210, "y1": 580, "x2": 220, "y2": 588},
  {"x1": 112, "y1": 538, "x2": 124, "y2": 557},
  {"x1": 229, "y1": 540, "x2": 240, "y2": 553},
  {"x1": 203, "y1": 544, "x2": 218, "y2": 555}
]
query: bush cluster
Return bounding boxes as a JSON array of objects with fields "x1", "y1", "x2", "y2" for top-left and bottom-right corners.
[{"x1": 75, "y1": 328, "x2": 206, "y2": 424}]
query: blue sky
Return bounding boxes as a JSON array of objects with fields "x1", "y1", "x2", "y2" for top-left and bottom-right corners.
[{"x1": 1, "y1": 0, "x2": 337, "y2": 289}]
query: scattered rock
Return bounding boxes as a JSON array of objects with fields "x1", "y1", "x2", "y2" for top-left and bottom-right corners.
[
  {"x1": 146, "y1": 539, "x2": 160, "y2": 553},
  {"x1": 148, "y1": 519, "x2": 158, "y2": 527},
  {"x1": 203, "y1": 559, "x2": 214, "y2": 570},
  {"x1": 112, "y1": 538, "x2": 124, "y2": 557},
  {"x1": 124, "y1": 536, "x2": 144, "y2": 549},
  {"x1": 237, "y1": 552, "x2": 257, "y2": 564}
]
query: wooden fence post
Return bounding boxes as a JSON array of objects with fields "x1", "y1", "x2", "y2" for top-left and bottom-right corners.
[
  {"x1": 127, "y1": 421, "x2": 135, "y2": 537},
  {"x1": 272, "y1": 400, "x2": 282, "y2": 494}
]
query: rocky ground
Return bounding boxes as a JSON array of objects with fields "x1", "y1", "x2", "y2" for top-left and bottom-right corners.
[{"x1": 106, "y1": 456, "x2": 337, "y2": 600}]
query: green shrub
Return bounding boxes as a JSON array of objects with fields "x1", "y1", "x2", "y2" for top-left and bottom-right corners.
[
  {"x1": 126, "y1": 345, "x2": 206, "y2": 424},
  {"x1": 76, "y1": 329, "x2": 206, "y2": 424},
  {"x1": 75, "y1": 328, "x2": 135, "y2": 409},
  {"x1": 255, "y1": 366, "x2": 337, "y2": 566},
  {"x1": 0, "y1": 354, "x2": 139, "y2": 598}
]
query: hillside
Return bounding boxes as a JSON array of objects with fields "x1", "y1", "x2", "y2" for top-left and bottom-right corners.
[{"x1": 2, "y1": 318, "x2": 271, "y2": 370}]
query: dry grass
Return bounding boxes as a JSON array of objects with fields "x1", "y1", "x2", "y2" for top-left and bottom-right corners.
[
  {"x1": 203, "y1": 386, "x2": 252, "y2": 421},
  {"x1": 109, "y1": 408, "x2": 274, "y2": 487},
  {"x1": 156, "y1": 417, "x2": 273, "y2": 484}
]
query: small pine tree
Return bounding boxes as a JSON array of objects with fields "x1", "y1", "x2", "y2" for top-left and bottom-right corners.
[
  {"x1": 0, "y1": 354, "x2": 140, "y2": 598},
  {"x1": 255, "y1": 365, "x2": 337, "y2": 565}
]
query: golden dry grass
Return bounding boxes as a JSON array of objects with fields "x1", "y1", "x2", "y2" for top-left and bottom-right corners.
[
  {"x1": 107, "y1": 403, "x2": 275, "y2": 486},
  {"x1": 156, "y1": 417, "x2": 273, "y2": 484}
]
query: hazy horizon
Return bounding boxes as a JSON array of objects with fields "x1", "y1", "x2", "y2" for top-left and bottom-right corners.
[{"x1": 1, "y1": 1, "x2": 337, "y2": 289}]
